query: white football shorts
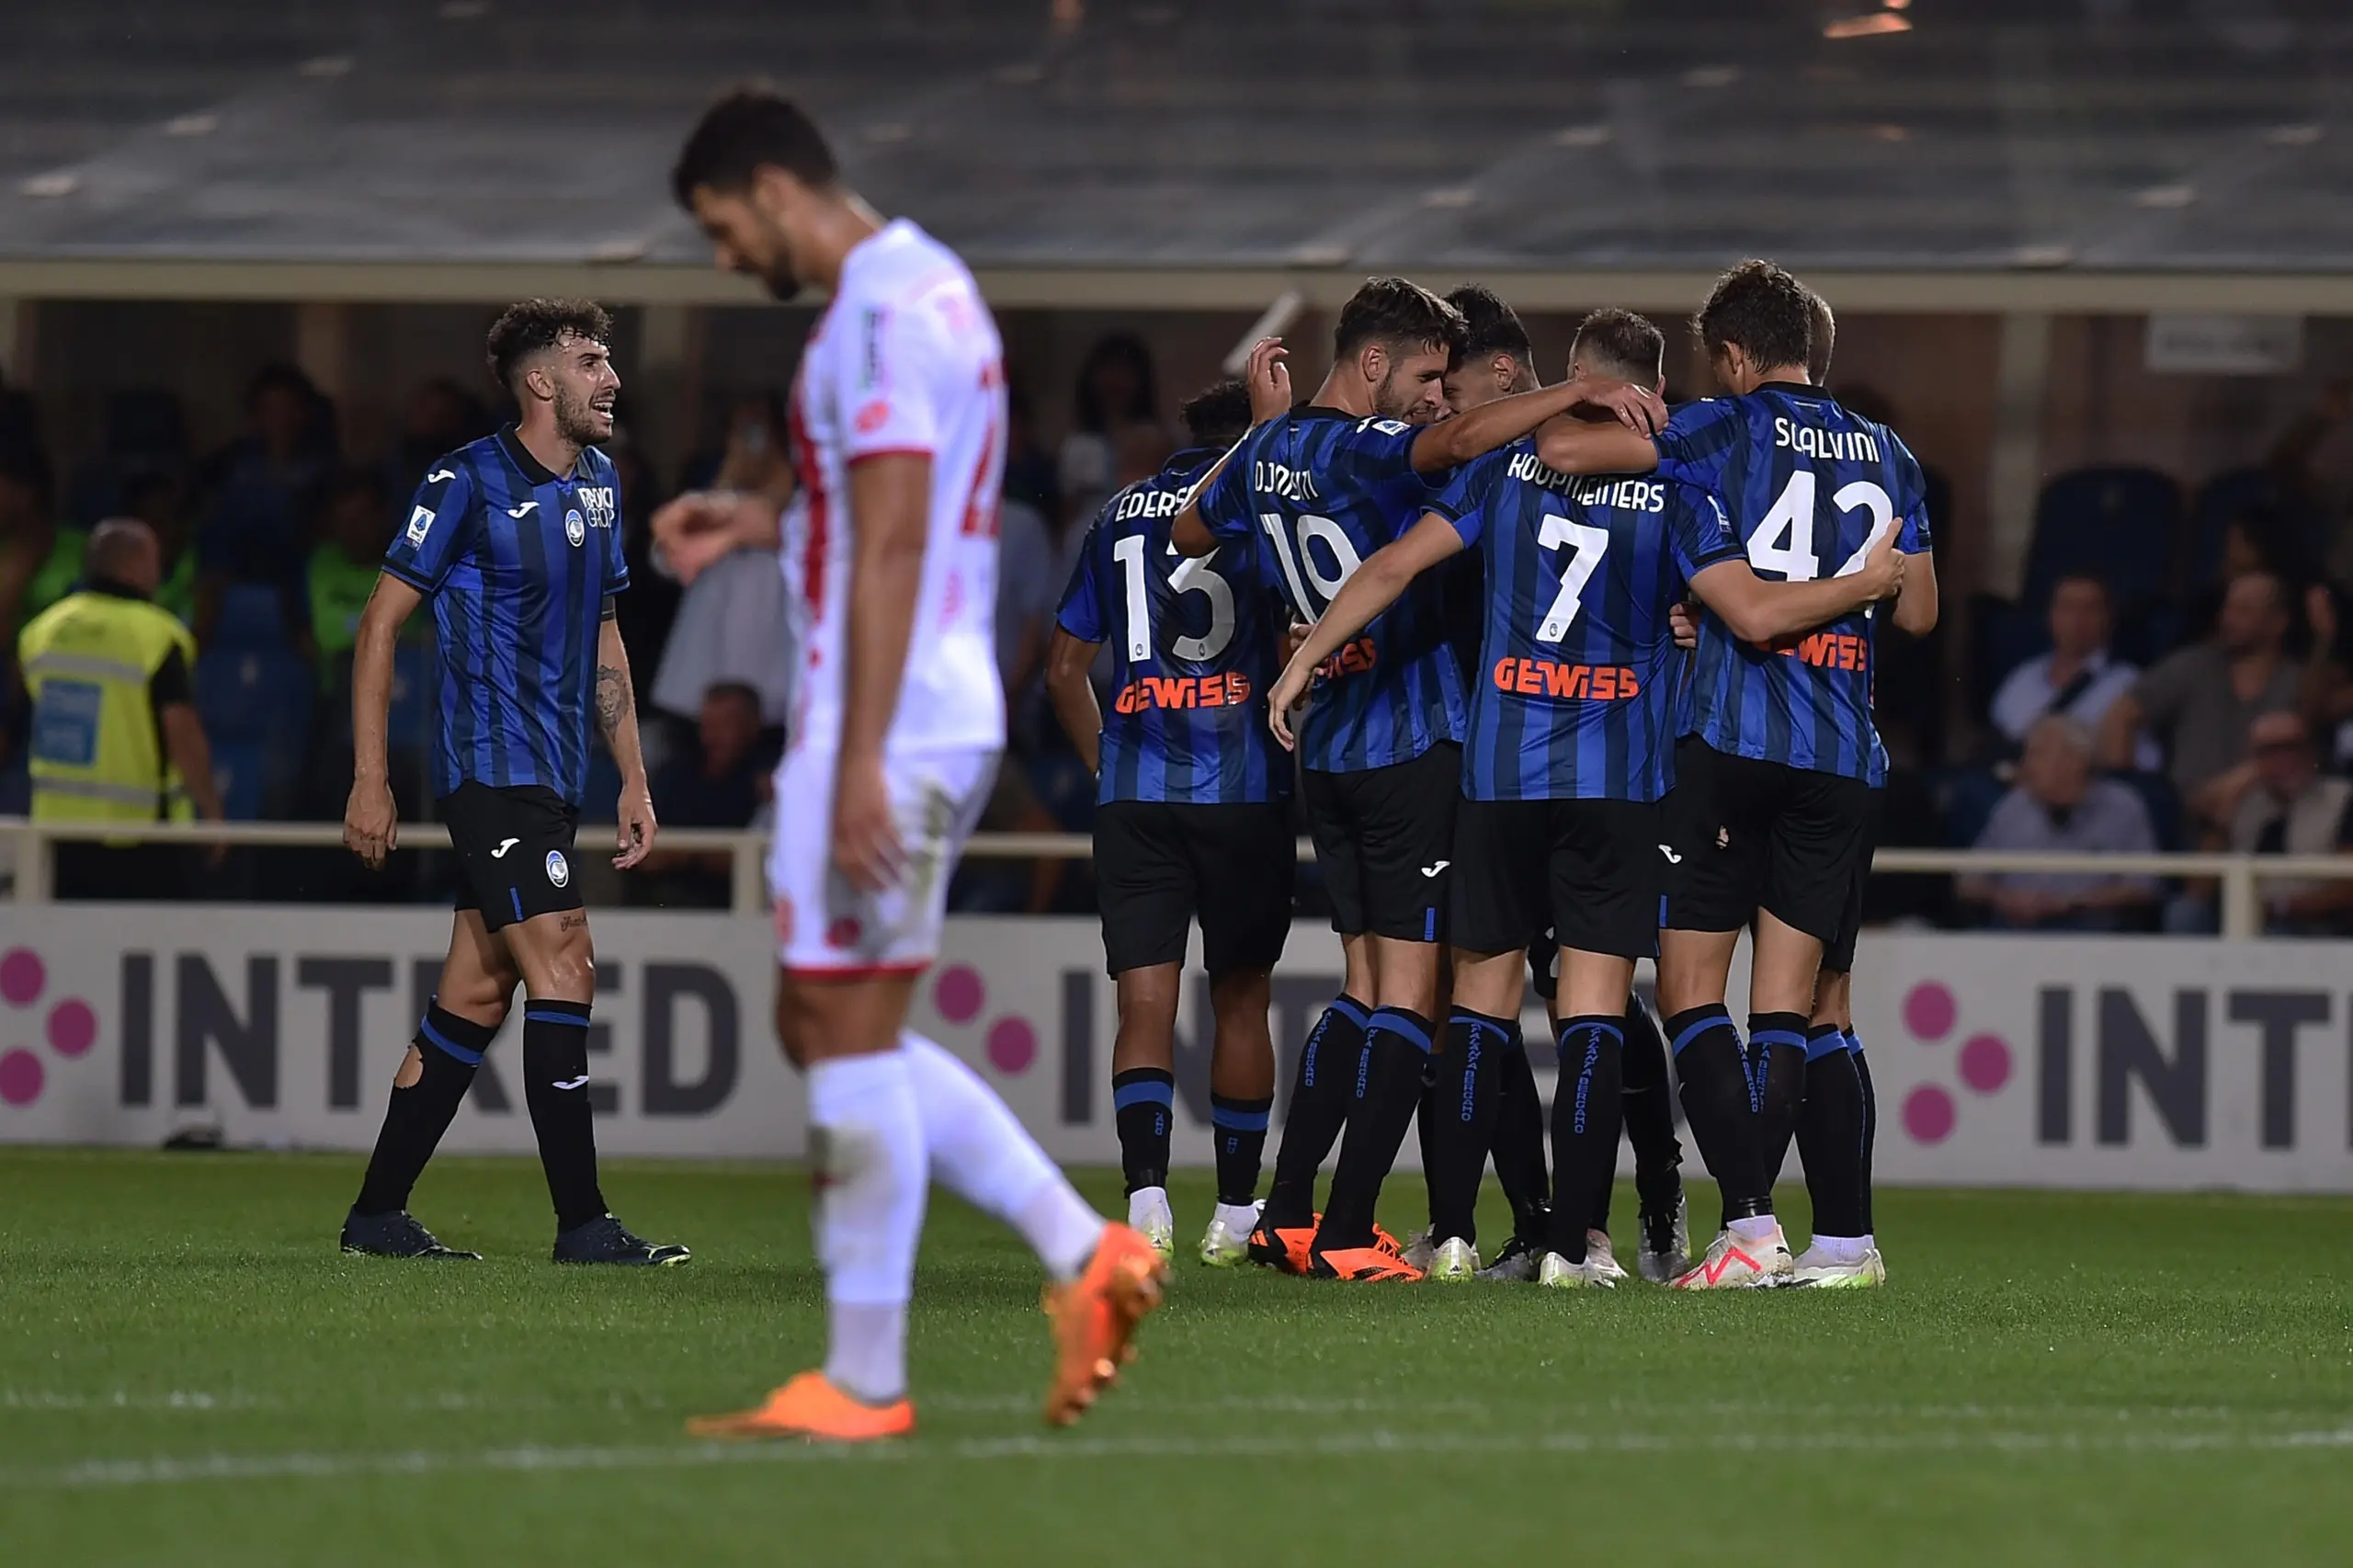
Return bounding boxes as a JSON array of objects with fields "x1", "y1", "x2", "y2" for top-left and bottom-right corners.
[{"x1": 767, "y1": 743, "x2": 1000, "y2": 977}]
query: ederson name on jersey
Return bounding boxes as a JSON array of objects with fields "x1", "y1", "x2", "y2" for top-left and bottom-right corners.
[
  {"x1": 1431, "y1": 440, "x2": 1741, "y2": 802},
  {"x1": 381, "y1": 428, "x2": 630, "y2": 804},
  {"x1": 1057, "y1": 449, "x2": 1289, "y2": 805},
  {"x1": 1654, "y1": 385, "x2": 1932, "y2": 787},
  {"x1": 1196, "y1": 409, "x2": 1467, "y2": 774}
]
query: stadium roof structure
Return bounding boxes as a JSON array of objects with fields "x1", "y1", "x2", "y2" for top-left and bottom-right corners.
[{"x1": 3, "y1": 0, "x2": 2352, "y2": 312}]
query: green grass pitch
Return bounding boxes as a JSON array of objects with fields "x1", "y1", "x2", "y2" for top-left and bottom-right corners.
[{"x1": 4, "y1": 1148, "x2": 2350, "y2": 1566}]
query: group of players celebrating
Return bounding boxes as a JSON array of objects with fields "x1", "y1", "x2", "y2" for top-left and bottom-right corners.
[
  {"x1": 1051, "y1": 263, "x2": 1937, "y2": 1290},
  {"x1": 332, "y1": 85, "x2": 1938, "y2": 1449}
]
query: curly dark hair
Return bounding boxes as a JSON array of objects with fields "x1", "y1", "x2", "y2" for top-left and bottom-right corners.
[
  {"x1": 485, "y1": 299, "x2": 612, "y2": 396},
  {"x1": 1178, "y1": 379, "x2": 1253, "y2": 449}
]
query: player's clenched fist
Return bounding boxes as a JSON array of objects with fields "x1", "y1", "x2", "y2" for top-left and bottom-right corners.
[{"x1": 343, "y1": 777, "x2": 398, "y2": 869}]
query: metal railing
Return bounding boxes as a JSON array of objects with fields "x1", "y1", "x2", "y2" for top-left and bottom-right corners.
[{"x1": 1, "y1": 816, "x2": 2349, "y2": 938}]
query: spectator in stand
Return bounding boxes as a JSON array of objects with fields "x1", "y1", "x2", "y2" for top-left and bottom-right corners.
[
  {"x1": 308, "y1": 468, "x2": 396, "y2": 690},
  {"x1": 1058, "y1": 333, "x2": 1160, "y2": 536},
  {"x1": 1961, "y1": 714, "x2": 2159, "y2": 931},
  {"x1": 2100, "y1": 569, "x2": 2302, "y2": 834},
  {"x1": 651, "y1": 393, "x2": 793, "y2": 733},
  {"x1": 2264, "y1": 376, "x2": 2351, "y2": 578},
  {"x1": 2222, "y1": 710, "x2": 2353, "y2": 937},
  {"x1": 0, "y1": 440, "x2": 75, "y2": 655},
  {"x1": 382, "y1": 376, "x2": 492, "y2": 502},
  {"x1": 1990, "y1": 574, "x2": 2145, "y2": 757},
  {"x1": 195, "y1": 364, "x2": 333, "y2": 642},
  {"x1": 607, "y1": 438, "x2": 680, "y2": 707},
  {"x1": 1002, "y1": 377, "x2": 1061, "y2": 523},
  {"x1": 123, "y1": 470, "x2": 197, "y2": 626},
  {"x1": 639, "y1": 681, "x2": 770, "y2": 906}
]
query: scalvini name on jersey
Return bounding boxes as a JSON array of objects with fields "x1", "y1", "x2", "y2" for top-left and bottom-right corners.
[
  {"x1": 1503, "y1": 449, "x2": 1665, "y2": 513},
  {"x1": 1772, "y1": 416, "x2": 1882, "y2": 464}
]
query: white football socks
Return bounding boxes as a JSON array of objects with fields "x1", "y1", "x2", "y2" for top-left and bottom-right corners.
[
  {"x1": 1726, "y1": 1214, "x2": 1783, "y2": 1245},
  {"x1": 903, "y1": 1030, "x2": 1105, "y2": 1282},
  {"x1": 1128, "y1": 1186, "x2": 1173, "y2": 1232},
  {"x1": 806, "y1": 1050, "x2": 926, "y2": 1405},
  {"x1": 1808, "y1": 1233, "x2": 1873, "y2": 1264}
]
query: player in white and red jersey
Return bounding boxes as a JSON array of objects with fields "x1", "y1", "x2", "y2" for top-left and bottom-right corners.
[{"x1": 654, "y1": 89, "x2": 1163, "y2": 1444}]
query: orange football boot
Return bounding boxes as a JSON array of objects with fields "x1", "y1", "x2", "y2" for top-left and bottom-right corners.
[
  {"x1": 1041, "y1": 1223, "x2": 1168, "y2": 1426},
  {"x1": 1246, "y1": 1210, "x2": 1320, "y2": 1275},
  {"x1": 686, "y1": 1370, "x2": 915, "y2": 1443},
  {"x1": 1309, "y1": 1244, "x2": 1426, "y2": 1282}
]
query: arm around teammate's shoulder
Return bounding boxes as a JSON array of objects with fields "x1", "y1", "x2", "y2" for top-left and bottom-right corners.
[
  {"x1": 1415, "y1": 377, "x2": 1662, "y2": 475},
  {"x1": 1889, "y1": 548, "x2": 1938, "y2": 636},
  {"x1": 1529, "y1": 408, "x2": 1666, "y2": 478},
  {"x1": 1685, "y1": 527, "x2": 1904, "y2": 645},
  {"x1": 1263, "y1": 511, "x2": 1465, "y2": 750}
]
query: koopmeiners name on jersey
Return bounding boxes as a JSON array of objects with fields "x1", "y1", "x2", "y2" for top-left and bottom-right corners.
[
  {"x1": 1504, "y1": 451, "x2": 1665, "y2": 513},
  {"x1": 1112, "y1": 672, "x2": 1256, "y2": 713},
  {"x1": 1492, "y1": 657, "x2": 1642, "y2": 700}
]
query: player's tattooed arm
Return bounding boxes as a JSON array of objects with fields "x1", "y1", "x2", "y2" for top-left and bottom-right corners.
[
  {"x1": 596, "y1": 615, "x2": 659, "y2": 869},
  {"x1": 1046, "y1": 628, "x2": 1106, "y2": 778},
  {"x1": 1265, "y1": 512, "x2": 1465, "y2": 750}
]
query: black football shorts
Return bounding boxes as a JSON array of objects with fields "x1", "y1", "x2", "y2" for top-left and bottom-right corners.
[
  {"x1": 1451, "y1": 796, "x2": 1662, "y2": 961},
  {"x1": 1658, "y1": 737, "x2": 1872, "y2": 945},
  {"x1": 1299, "y1": 742, "x2": 1461, "y2": 943},
  {"x1": 440, "y1": 782, "x2": 585, "y2": 932},
  {"x1": 1094, "y1": 800, "x2": 1296, "y2": 978}
]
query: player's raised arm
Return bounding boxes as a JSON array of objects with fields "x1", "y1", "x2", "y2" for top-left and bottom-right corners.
[
  {"x1": 344, "y1": 572, "x2": 426, "y2": 869},
  {"x1": 650, "y1": 489, "x2": 785, "y2": 586},
  {"x1": 1413, "y1": 374, "x2": 1662, "y2": 474},
  {"x1": 1171, "y1": 338, "x2": 1288, "y2": 556},
  {"x1": 596, "y1": 607, "x2": 659, "y2": 869},
  {"x1": 1686, "y1": 526, "x2": 1905, "y2": 645},
  {"x1": 1265, "y1": 510, "x2": 1467, "y2": 749}
]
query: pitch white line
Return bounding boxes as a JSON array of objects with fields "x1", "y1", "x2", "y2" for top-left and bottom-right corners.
[{"x1": 9, "y1": 1425, "x2": 2352, "y2": 1490}]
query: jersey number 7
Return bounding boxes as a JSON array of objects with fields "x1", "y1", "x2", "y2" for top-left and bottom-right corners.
[
  {"x1": 1113, "y1": 534, "x2": 1235, "y2": 662},
  {"x1": 1535, "y1": 514, "x2": 1610, "y2": 642}
]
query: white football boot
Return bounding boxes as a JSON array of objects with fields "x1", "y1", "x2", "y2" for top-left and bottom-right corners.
[
  {"x1": 1669, "y1": 1223, "x2": 1794, "y2": 1290},
  {"x1": 1789, "y1": 1241, "x2": 1886, "y2": 1290},
  {"x1": 1536, "y1": 1250, "x2": 1621, "y2": 1290},
  {"x1": 1128, "y1": 1187, "x2": 1176, "y2": 1264},
  {"x1": 1399, "y1": 1227, "x2": 1438, "y2": 1272},
  {"x1": 1426, "y1": 1236, "x2": 1480, "y2": 1282},
  {"x1": 1582, "y1": 1229, "x2": 1631, "y2": 1285},
  {"x1": 1198, "y1": 1200, "x2": 1261, "y2": 1267},
  {"x1": 1637, "y1": 1191, "x2": 1692, "y2": 1283}
]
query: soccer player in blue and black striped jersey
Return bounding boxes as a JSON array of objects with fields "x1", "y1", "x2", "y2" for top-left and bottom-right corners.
[
  {"x1": 1045, "y1": 375, "x2": 1291, "y2": 1267},
  {"x1": 1170, "y1": 279, "x2": 1664, "y2": 1280},
  {"x1": 1533, "y1": 262, "x2": 1938, "y2": 1288},
  {"x1": 338, "y1": 299, "x2": 688, "y2": 1268},
  {"x1": 1272, "y1": 307, "x2": 1902, "y2": 1287}
]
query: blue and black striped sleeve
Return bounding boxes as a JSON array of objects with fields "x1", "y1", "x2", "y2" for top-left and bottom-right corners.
[
  {"x1": 381, "y1": 460, "x2": 475, "y2": 595},
  {"x1": 1054, "y1": 517, "x2": 1108, "y2": 643},
  {"x1": 1427, "y1": 449, "x2": 1502, "y2": 547},
  {"x1": 1666, "y1": 483, "x2": 1744, "y2": 579},
  {"x1": 1891, "y1": 436, "x2": 1935, "y2": 553},
  {"x1": 1651, "y1": 400, "x2": 1742, "y2": 494}
]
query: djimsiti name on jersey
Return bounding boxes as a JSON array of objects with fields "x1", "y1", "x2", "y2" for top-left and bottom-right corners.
[{"x1": 1252, "y1": 461, "x2": 1321, "y2": 503}]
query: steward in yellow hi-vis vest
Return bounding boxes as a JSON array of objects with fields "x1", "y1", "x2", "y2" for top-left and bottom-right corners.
[{"x1": 16, "y1": 524, "x2": 222, "y2": 896}]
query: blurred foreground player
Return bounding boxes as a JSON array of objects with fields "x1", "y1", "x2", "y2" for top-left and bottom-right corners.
[
  {"x1": 658, "y1": 89, "x2": 1160, "y2": 1441},
  {"x1": 341, "y1": 300, "x2": 687, "y2": 1267},
  {"x1": 1047, "y1": 375, "x2": 1291, "y2": 1266}
]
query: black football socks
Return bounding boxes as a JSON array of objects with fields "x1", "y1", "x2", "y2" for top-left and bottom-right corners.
[
  {"x1": 1546, "y1": 1015, "x2": 1623, "y2": 1263},
  {"x1": 1315, "y1": 1006, "x2": 1433, "y2": 1252},
  {"x1": 520, "y1": 999, "x2": 607, "y2": 1233},
  {"x1": 1112, "y1": 1067, "x2": 1176, "y2": 1196},
  {"x1": 1751, "y1": 1011, "x2": 1811, "y2": 1191},
  {"x1": 1209, "y1": 1092, "x2": 1272, "y2": 1206},
  {"x1": 1665, "y1": 1005, "x2": 1772, "y2": 1222},
  {"x1": 1851, "y1": 1030, "x2": 1877, "y2": 1234},
  {"x1": 1263, "y1": 996, "x2": 1369, "y2": 1226},
  {"x1": 1616, "y1": 995, "x2": 1686, "y2": 1233},
  {"x1": 1491, "y1": 1024, "x2": 1552, "y2": 1246},
  {"x1": 1797, "y1": 1025, "x2": 1869, "y2": 1238},
  {"x1": 1424, "y1": 1008, "x2": 1510, "y2": 1244},
  {"x1": 354, "y1": 1004, "x2": 491, "y2": 1216}
]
